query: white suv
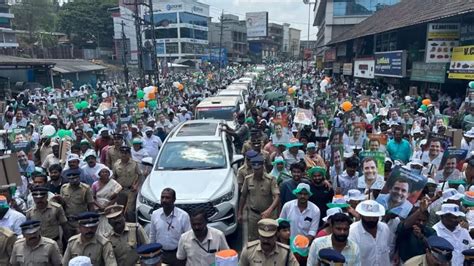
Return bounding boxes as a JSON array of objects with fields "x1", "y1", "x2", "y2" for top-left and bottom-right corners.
[{"x1": 136, "y1": 120, "x2": 242, "y2": 235}]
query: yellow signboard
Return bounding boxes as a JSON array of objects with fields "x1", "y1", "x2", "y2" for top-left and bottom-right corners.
[{"x1": 449, "y1": 45, "x2": 474, "y2": 80}]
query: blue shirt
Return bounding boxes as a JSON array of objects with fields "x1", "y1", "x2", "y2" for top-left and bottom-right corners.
[{"x1": 386, "y1": 139, "x2": 412, "y2": 164}]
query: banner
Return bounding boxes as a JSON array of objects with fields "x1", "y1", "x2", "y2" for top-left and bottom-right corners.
[
  {"x1": 353, "y1": 59, "x2": 375, "y2": 79},
  {"x1": 374, "y1": 50, "x2": 407, "y2": 78},
  {"x1": 411, "y1": 62, "x2": 447, "y2": 83},
  {"x1": 246, "y1": 12, "x2": 268, "y2": 38},
  {"x1": 449, "y1": 45, "x2": 474, "y2": 80},
  {"x1": 425, "y1": 23, "x2": 460, "y2": 63},
  {"x1": 294, "y1": 108, "x2": 315, "y2": 125}
]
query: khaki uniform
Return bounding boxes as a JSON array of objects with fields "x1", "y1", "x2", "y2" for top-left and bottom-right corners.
[
  {"x1": 241, "y1": 173, "x2": 280, "y2": 241},
  {"x1": 10, "y1": 237, "x2": 62, "y2": 266},
  {"x1": 26, "y1": 201, "x2": 68, "y2": 241},
  {"x1": 403, "y1": 254, "x2": 428, "y2": 266},
  {"x1": 105, "y1": 223, "x2": 149, "y2": 266},
  {"x1": 106, "y1": 146, "x2": 121, "y2": 169},
  {"x1": 0, "y1": 227, "x2": 17, "y2": 265},
  {"x1": 237, "y1": 164, "x2": 252, "y2": 190},
  {"x1": 239, "y1": 240, "x2": 299, "y2": 266},
  {"x1": 63, "y1": 233, "x2": 117, "y2": 266},
  {"x1": 60, "y1": 183, "x2": 94, "y2": 240},
  {"x1": 113, "y1": 159, "x2": 141, "y2": 222}
]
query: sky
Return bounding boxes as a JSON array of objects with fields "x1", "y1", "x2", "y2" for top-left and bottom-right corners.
[{"x1": 199, "y1": 0, "x2": 318, "y2": 41}]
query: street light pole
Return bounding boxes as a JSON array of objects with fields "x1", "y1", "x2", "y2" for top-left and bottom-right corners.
[
  {"x1": 302, "y1": 0, "x2": 316, "y2": 88},
  {"x1": 148, "y1": 0, "x2": 159, "y2": 86}
]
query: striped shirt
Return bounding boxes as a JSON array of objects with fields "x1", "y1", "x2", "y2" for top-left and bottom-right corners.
[{"x1": 307, "y1": 234, "x2": 361, "y2": 266}]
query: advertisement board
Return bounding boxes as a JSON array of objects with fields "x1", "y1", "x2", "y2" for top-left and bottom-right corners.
[
  {"x1": 353, "y1": 59, "x2": 375, "y2": 79},
  {"x1": 246, "y1": 12, "x2": 268, "y2": 38},
  {"x1": 324, "y1": 48, "x2": 336, "y2": 62},
  {"x1": 343, "y1": 63, "x2": 353, "y2": 75},
  {"x1": 425, "y1": 23, "x2": 460, "y2": 63},
  {"x1": 333, "y1": 62, "x2": 341, "y2": 74},
  {"x1": 374, "y1": 50, "x2": 407, "y2": 78},
  {"x1": 449, "y1": 45, "x2": 474, "y2": 80},
  {"x1": 411, "y1": 62, "x2": 446, "y2": 83}
]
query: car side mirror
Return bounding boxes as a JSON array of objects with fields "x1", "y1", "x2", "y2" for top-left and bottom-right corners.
[{"x1": 231, "y1": 154, "x2": 244, "y2": 168}]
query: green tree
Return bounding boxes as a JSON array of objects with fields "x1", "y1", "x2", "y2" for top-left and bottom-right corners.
[
  {"x1": 58, "y1": 0, "x2": 116, "y2": 49},
  {"x1": 11, "y1": 0, "x2": 56, "y2": 48}
]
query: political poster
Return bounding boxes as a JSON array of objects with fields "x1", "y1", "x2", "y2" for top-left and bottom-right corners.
[
  {"x1": 428, "y1": 132, "x2": 453, "y2": 150},
  {"x1": 246, "y1": 12, "x2": 268, "y2": 38},
  {"x1": 330, "y1": 144, "x2": 344, "y2": 167},
  {"x1": 376, "y1": 166, "x2": 427, "y2": 218},
  {"x1": 438, "y1": 148, "x2": 468, "y2": 171},
  {"x1": 359, "y1": 151, "x2": 385, "y2": 177},
  {"x1": 368, "y1": 133, "x2": 388, "y2": 145},
  {"x1": 294, "y1": 108, "x2": 315, "y2": 126}
]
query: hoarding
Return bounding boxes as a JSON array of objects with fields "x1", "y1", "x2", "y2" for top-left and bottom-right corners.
[
  {"x1": 246, "y1": 12, "x2": 268, "y2": 38},
  {"x1": 411, "y1": 62, "x2": 446, "y2": 83},
  {"x1": 374, "y1": 50, "x2": 407, "y2": 78},
  {"x1": 353, "y1": 59, "x2": 375, "y2": 79},
  {"x1": 425, "y1": 23, "x2": 460, "y2": 63},
  {"x1": 449, "y1": 45, "x2": 474, "y2": 80}
]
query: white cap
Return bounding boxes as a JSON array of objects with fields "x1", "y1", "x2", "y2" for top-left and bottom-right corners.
[
  {"x1": 68, "y1": 256, "x2": 92, "y2": 266},
  {"x1": 322, "y1": 207, "x2": 344, "y2": 222},
  {"x1": 306, "y1": 142, "x2": 316, "y2": 149},
  {"x1": 344, "y1": 189, "x2": 366, "y2": 201},
  {"x1": 67, "y1": 154, "x2": 80, "y2": 162},
  {"x1": 355, "y1": 200, "x2": 385, "y2": 217},
  {"x1": 442, "y1": 188, "x2": 464, "y2": 202},
  {"x1": 435, "y1": 203, "x2": 465, "y2": 217}
]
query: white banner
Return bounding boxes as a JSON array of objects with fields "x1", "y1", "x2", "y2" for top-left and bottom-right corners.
[{"x1": 246, "y1": 12, "x2": 268, "y2": 38}]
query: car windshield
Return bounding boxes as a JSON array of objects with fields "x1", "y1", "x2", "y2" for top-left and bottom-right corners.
[
  {"x1": 155, "y1": 141, "x2": 227, "y2": 170},
  {"x1": 196, "y1": 107, "x2": 235, "y2": 121}
]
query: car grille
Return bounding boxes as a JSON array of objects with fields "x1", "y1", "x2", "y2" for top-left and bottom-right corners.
[{"x1": 176, "y1": 202, "x2": 217, "y2": 219}]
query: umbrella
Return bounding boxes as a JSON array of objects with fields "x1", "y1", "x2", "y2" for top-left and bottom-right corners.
[{"x1": 264, "y1": 91, "x2": 286, "y2": 101}]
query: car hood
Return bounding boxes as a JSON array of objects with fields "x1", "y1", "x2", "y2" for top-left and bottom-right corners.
[{"x1": 141, "y1": 168, "x2": 233, "y2": 203}]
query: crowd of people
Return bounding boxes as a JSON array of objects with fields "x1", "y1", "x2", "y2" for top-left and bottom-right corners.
[{"x1": 0, "y1": 61, "x2": 474, "y2": 265}]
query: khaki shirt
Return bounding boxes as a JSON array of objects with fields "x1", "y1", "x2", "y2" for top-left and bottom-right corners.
[
  {"x1": 106, "y1": 146, "x2": 121, "y2": 168},
  {"x1": 237, "y1": 164, "x2": 252, "y2": 189},
  {"x1": 403, "y1": 254, "x2": 428, "y2": 266},
  {"x1": 105, "y1": 223, "x2": 149, "y2": 266},
  {"x1": 63, "y1": 233, "x2": 117, "y2": 266},
  {"x1": 60, "y1": 183, "x2": 94, "y2": 217},
  {"x1": 0, "y1": 227, "x2": 16, "y2": 265},
  {"x1": 10, "y1": 237, "x2": 62, "y2": 266},
  {"x1": 113, "y1": 159, "x2": 140, "y2": 189},
  {"x1": 239, "y1": 240, "x2": 299, "y2": 266},
  {"x1": 241, "y1": 173, "x2": 280, "y2": 213},
  {"x1": 26, "y1": 201, "x2": 67, "y2": 240}
]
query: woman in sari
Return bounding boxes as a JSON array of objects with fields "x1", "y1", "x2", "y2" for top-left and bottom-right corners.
[{"x1": 91, "y1": 165, "x2": 122, "y2": 211}]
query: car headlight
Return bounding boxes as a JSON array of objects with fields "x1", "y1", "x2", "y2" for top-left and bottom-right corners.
[
  {"x1": 212, "y1": 184, "x2": 235, "y2": 206},
  {"x1": 139, "y1": 193, "x2": 158, "y2": 207}
]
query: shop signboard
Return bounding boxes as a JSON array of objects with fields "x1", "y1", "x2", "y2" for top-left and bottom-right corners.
[
  {"x1": 324, "y1": 48, "x2": 336, "y2": 62},
  {"x1": 343, "y1": 63, "x2": 353, "y2": 75},
  {"x1": 425, "y1": 23, "x2": 460, "y2": 63},
  {"x1": 316, "y1": 57, "x2": 323, "y2": 69},
  {"x1": 411, "y1": 62, "x2": 446, "y2": 83},
  {"x1": 333, "y1": 62, "x2": 341, "y2": 74},
  {"x1": 449, "y1": 45, "x2": 474, "y2": 80},
  {"x1": 374, "y1": 50, "x2": 407, "y2": 78},
  {"x1": 354, "y1": 59, "x2": 375, "y2": 79},
  {"x1": 460, "y1": 24, "x2": 474, "y2": 44}
]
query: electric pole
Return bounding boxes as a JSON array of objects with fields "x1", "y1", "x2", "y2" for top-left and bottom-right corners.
[
  {"x1": 218, "y1": 10, "x2": 224, "y2": 84},
  {"x1": 148, "y1": 0, "x2": 159, "y2": 86},
  {"x1": 133, "y1": 0, "x2": 144, "y2": 86},
  {"x1": 121, "y1": 20, "x2": 130, "y2": 92}
]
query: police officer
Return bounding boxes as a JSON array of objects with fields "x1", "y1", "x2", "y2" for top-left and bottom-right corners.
[
  {"x1": 239, "y1": 219, "x2": 299, "y2": 266},
  {"x1": 104, "y1": 205, "x2": 149, "y2": 266},
  {"x1": 136, "y1": 243, "x2": 163, "y2": 266},
  {"x1": 59, "y1": 171, "x2": 95, "y2": 244},
  {"x1": 10, "y1": 220, "x2": 62, "y2": 266},
  {"x1": 105, "y1": 133, "x2": 124, "y2": 168},
  {"x1": 112, "y1": 146, "x2": 141, "y2": 222},
  {"x1": 238, "y1": 155, "x2": 280, "y2": 241},
  {"x1": 318, "y1": 248, "x2": 346, "y2": 266},
  {"x1": 463, "y1": 248, "x2": 474, "y2": 265},
  {"x1": 63, "y1": 211, "x2": 117, "y2": 266},
  {"x1": 403, "y1": 236, "x2": 454, "y2": 266},
  {"x1": 26, "y1": 186, "x2": 67, "y2": 249},
  {"x1": 237, "y1": 150, "x2": 257, "y2": 190},
  {"x1": 0, "y1": 226, "x2": 16, "y2": 264}
]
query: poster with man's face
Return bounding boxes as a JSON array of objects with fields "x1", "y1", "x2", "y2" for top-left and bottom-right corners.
[{"x1": 376, "y1": 166, "x2": 427, "y2": 218}]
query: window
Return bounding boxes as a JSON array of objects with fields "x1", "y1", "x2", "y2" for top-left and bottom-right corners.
[
  {"x1": 144, "y1": 28, "x2": 178, "y2": 39},
  {"x1": 180, "y1": 27, "x2": 207, "y2": 40},
  {"x1": 166, "y1": 43, "x2": 179, "y2": 54},
  {"x1": 155, "y1": 141, "x2": 226, "y2": 170},
  {"x1": 375, "y1": 31, "x2": 397, "y2": 52},
  {"x1": 179, "y1": 12, "x2": 208, "y2": 27},
  {"x1": 333, "y1": 0, "x2": 400, "y2": 17},
  {"x1": 144, "y1": 13, "x2": 178, "y2": 25},
  {"x1": 181, "y1": 42, "x2": 206, "y2": 54}
]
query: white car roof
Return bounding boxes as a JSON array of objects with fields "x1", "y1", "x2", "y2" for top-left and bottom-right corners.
[{"x1": 196, "y1": 96, "x2": 240, "y2": 108}]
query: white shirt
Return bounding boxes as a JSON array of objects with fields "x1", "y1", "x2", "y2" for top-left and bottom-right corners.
[
  {"x1": 0, "y1": 208, "x2": 26, "y2": 235},
  {"x1": 142, "y1": 135, "x2": 162, "y2": 160},
  {"x1": 132, "y1": 148, "x2": 150, "y2": 163},
  {"x1": 279, "y1": 199, "x2": 320, "y2": 239},
  {"x1": 177, "y1": 227, "x2": 229, "y2": 266},
  {"x1": 149, "y1": 207, "x2": 191, "y2": 250},
  {"x1": 81, "y1": 163, "x2": 106, "y2": 182},
  {"x1": 348, "y1": 221, "x2": 394, "y2": 266},
  {"x1": 433, "y1": 221, "x2": 473, "y2": 266}
]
